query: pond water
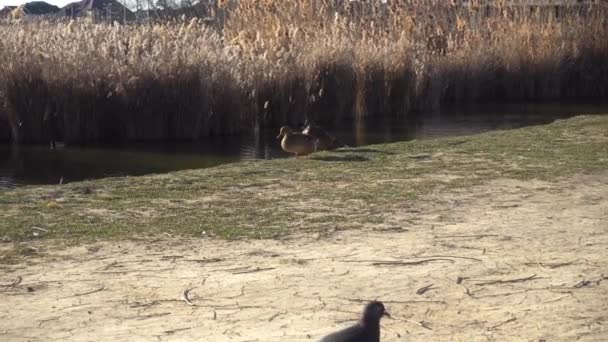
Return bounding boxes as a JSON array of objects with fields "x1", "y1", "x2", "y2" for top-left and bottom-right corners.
[{"x1": 1, "y1": 103, "x2": 606, "y2": 189}]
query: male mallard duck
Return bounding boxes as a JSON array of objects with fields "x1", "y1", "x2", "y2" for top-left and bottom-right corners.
[
  {"x1": 302, "y1": 119, "x2": 341, "y2": 151},
  {"x1": 277, "y1": 125, "x2": 318, "y2": 158}
]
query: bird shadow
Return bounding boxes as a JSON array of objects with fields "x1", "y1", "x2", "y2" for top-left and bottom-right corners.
[{"x1": 310, "y1": 155, "x2": 369, "y2": 162}]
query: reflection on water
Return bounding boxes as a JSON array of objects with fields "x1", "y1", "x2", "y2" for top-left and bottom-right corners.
[{"x1": 1, "y1": 103, "x2": 607, "y2": 189}]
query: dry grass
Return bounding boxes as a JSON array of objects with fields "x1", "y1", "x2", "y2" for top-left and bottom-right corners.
[{"x1": 0, "y1": 1, "x2": 607, "y2": 144}]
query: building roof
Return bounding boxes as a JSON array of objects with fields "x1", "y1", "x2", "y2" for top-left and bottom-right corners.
[
  {"x1": 18, "y1": 1, "x2": 60, "y2": 15},
  {"x1": 58, "y1": 0, "x2": 135, "y2": 21},
  {"x1": 0, "y1": 6, "x2": 17, "y2": 17}
]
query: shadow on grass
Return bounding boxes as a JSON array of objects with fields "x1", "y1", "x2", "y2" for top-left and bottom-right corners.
[
  {"x1": 333, "y1": 148, "x2": 395, "y2": 155},
  {"x1": 310, "y1": 155, "x2": 369, "y2": 162}
]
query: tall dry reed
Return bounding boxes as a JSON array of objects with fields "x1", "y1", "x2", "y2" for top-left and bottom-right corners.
[{"x1": 0, "y1": 1, "x2": 606, "y2": 144}]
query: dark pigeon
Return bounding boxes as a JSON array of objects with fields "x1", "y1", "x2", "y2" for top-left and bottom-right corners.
[{"x1": 319, "y1": 301, "x2": 390, "y2": 342}]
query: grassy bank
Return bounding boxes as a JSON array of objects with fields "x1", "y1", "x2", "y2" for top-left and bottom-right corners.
[
  {"x1": 0, "y1": 1, "x2": 607, "y2": 144},
  {"x1": 0, "y1": 115, "x2": 606, "y2": 253}
]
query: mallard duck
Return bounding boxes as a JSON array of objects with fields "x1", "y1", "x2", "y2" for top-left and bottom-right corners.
[
  {"x1": 277, "y1": 125, "x2": 318, "y2": 158},
  {"x1": 302, "y1": 119, "x2": 341, "y2": 151}
]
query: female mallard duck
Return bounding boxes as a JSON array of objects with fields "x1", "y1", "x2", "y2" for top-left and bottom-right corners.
[
  {"x1": 277, "y1": 125, "x2": 318, "y2": 158},
  {"x1": 302, "y1": 119, "x2": 341, "y2": 151}
]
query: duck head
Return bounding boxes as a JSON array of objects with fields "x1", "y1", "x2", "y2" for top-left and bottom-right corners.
[{"x1": 276, "y1": 126, "x2": 293, "y2": 139}]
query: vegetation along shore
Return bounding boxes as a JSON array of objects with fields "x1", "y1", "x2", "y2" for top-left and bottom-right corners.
[{"x1": 1, "y1": 1, "x2": 607, "y2": 144}]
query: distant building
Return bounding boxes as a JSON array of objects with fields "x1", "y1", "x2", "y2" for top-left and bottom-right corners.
[
  {"x1": 9, "y1": 1, "x2": 59, "y2": 20},
  {"x1": 57, "y1": 0, "x2": 135, "y2": 23},
  {"x1": 135, "y1": 1, "x2": 215, "y2": 22},
  {"x1": 0, "y1": 6, "x2": 17, "y2": 19}
]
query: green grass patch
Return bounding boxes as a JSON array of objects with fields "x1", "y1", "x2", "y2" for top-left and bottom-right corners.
[{"x1": 0, "y1": 115, "x2": 607, "y2": 248}]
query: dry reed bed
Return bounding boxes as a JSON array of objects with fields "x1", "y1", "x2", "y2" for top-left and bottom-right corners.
[{"x1": 0, "y1": 1, "x2": 607, "y2": 144}]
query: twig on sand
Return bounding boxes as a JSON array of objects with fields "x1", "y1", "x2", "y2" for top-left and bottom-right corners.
[
  {"x1": 417, "y1": 255, "x2": 483, "y2": 262},
  {"x1": 457, "y1": 283, "x2": 473, "y2": 297},
  {"x1": 571, "y1": 275, "x2": 608, "y2": 288},
  {"x1": 38, "y1": 316, "x2": 60, "y2": 327},
  {"x1": 542, "y1": 293, "x2": 572, "y2": 303},
  {"x1": 161, "y1": 255, "x2": 184, "y2": 261},
  {"x1": 490, "y1": 317, "x2": 517, "y2": 329},
  {"x1": 102, "y1": 261, "x2": 121, "y2": 270},
  {"x1": 372, "y1": 259, "x2": 456, "y2": 266},
  {"x1": 182, "y1": 288, "x2": 195, "y2": 306},
  {"x1": 32, "y1": 227, "x2": 49, "y2": 232},
  {"x1": 385, "y1": 299, "x2": 447, "y2": 304},
  {"x1": 416, "y1": 284, "x2": 435, "y2": 295},
  {"x1": 232, "y1": 267, "x2": 276, "y2": 274},
  {"x1": 346, "y1": 256, "x2": 478, "y2": 266},
  {"x1": 335, "y1": 297, "x2": 372, "y2": 303},
  {"x1": 128, "y1": 299, "x2": 182, "y2": 308},
  {"x1": 268, "y1": 311, "x2": 283, "y2": 322},
  {"x1": 131, "y1": 312, "x2": 171, "y2": 320},
  {"x1": 71, "y1": 285, "x2": 105, "y2": 297},
  {"x1": 317, "y1": 296, "x2": 328, "y2": 309},
  {"x1": 474, "y1": 274, "x2": 539, "y2": 286},
  {"x1": 185, "y1": 258, "x2": 224, "y2": 264},
  {"x1": 406, "y1": 319, "x2": 433, "y2": 330},
  {"x1": 434, "y1": 234, "x2": 500, "y2": 239},
  {"x1": 1, "y1": 276, "x2": 22, "y2": 288},
  {"x1": 300, "y1": 252, "x2": 361, "y2": 262},
  {"x1": 473, "y1": 290, "x2": 528, "y2": 298},
  {"x1": 335, "y1": 297, "x2": 446, "y2": 304},
  {"x1": 525, "y1": 258, "x2": 588, "y2": 269},
  {"x1": 573, "y1": 280, "x2": 593, "y2": 288},
  {"x1": 214, "y1": 266, "x2": 251, "y2": 272},
  {"x1": 163, "y1": 327, "x2": 192, "y2": 335},
  {"x1": 342, "y1": 258, "x2": 455, "y2": 266}
]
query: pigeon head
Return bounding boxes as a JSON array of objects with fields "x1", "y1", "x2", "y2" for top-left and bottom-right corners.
[
  {"x1": 360, "y1": 301, "x2": 390, "y2": 326},
  {"x1": 319, "y1": 301, "x2": 391, "y2": 342}
]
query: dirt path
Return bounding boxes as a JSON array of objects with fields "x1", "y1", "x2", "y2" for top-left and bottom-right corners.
[{"x1": 1, "y1": 174, "x2": 607, "y2": 341}]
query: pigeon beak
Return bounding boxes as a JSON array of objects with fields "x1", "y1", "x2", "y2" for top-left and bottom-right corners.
[
  {"x1": 276, "y1": 134, "x2": 282, "y2": 139},
  {"x1": 383, "y1": 311, "x2": 391, "y2": 319}
]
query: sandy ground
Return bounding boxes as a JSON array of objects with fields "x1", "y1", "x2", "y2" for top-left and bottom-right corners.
[{"x1": 1, "y1": 174, "x2": 607, "y2": 342}]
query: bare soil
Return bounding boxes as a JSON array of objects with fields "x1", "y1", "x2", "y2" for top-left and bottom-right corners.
[{"x1": 1, "y1": 174, "x2": 607, "y2": 341}]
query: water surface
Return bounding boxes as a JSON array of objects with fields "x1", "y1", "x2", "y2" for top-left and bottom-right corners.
[{"x1": 1, "y1": 103, "x2": 606, "y2": 189}]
